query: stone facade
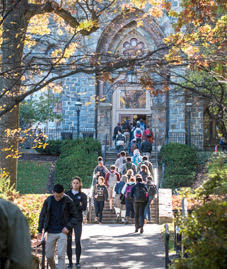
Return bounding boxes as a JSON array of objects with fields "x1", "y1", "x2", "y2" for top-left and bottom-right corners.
[{"x1": 58, "y1": 0, "x2": 204, "y2": 148}]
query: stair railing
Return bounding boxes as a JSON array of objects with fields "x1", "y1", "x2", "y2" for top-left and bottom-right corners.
[{"x1": 154, "y1": 164, "x2": 159, "y2": 224}]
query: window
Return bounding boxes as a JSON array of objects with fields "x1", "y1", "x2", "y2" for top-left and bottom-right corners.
[{"x1": 120, "y1": 89, "x2": 146, "y2": 109}]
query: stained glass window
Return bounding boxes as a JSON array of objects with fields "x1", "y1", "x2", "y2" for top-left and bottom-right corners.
[{"x1": 123, "y1": 38, "x2": 145, "y2": 57}]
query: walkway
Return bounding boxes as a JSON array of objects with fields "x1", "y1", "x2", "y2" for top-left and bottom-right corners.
[{"x1": 70, "y1": 224, "x2": 165, "y2": 269}]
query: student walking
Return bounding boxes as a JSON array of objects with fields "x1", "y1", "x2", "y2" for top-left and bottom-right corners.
[
  {"x1": 114, "y1": 175, "x2": 127, "y2": 223},
  {"x1": 37, "y1": 184, "x2": 76, "y2": 269},
  {"x1": 105, "y1": 165, "x2": 120, "y2": 212},
  {"x1": 66, "y1": 177, "x2": 87, "y2": 269},
  {"x1": 144, "y1": 176, "x2": 157, "y2": 224},
  {"x1": 93, "y1": 177, "x2": 108, "y2": 224},
  {"x1": 93, "y1": 156, "x2": 109, "y2": 185},
  {"x1": 121, "y1": 177, "x2": 136, "y2": 224},
  {"x1": 131, "y1": 176, "x2": 148, "y2": 233}
]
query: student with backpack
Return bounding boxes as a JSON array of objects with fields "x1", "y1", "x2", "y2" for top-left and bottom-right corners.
[
  {"x1": 121, "y1": 156, "x2": 137, "y2": 175},
  {"x1": 115, "y1": 151, "x2": 126, "y2": 173},
  {"x1": 134, "y1": 126, "x2": 142, "y2": 148},
  {"x1": 121, "y1": 177, "x2": 136, "y2": 224},
  {"x1": 137, "y1": 156, "x2": 154, "y2": 178},
  {"x1": 105, "y1": 165, "x2": 120, "y2": 213},
  {"x1": 140, "y1": 138, "x2": 153, "y2": 160},
  {"x1": 93, "y1": 177, "x2": 108, "y2": 224},
  {"x1": 142, "y1": 126, "x2": 154, "y2": 143},
  {"x1": 139, "y1": 164, "x2": 150, "y2": 182},
  {"x1": 144, "y1": 176, "x2": 157, "y2": 224},
  {"x1": 114, "y1": 175, "x2": 127, "y2": 223},
  {"x1": 132, "y1": 149, "x2": 142, "y2": 167},
  {"x1": 131, "y1": 175, "x2": 148, "y2": 233},
  {"x1": 93, "y1": 156, "x2": 109, "y2": 185}
]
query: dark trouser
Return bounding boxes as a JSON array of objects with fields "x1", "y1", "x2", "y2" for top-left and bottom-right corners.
[
  {"x1": 67, "y1": 222, "x2": 82, "y2": 265},
  {"x1": 125, "y1": 199, "x2": 134, "y2": 218},
  {"x1": 134, "y1": 202, "x2": 146, "y2": 228},
  {"x1": 94, "y1": 200, "x2": 105, "y2": 222}
]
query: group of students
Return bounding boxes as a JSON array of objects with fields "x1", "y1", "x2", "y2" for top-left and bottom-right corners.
[
  {"x1": 92, "y1": 152, "x2": 157, "y2": 232},
  {"x1": 113, "y1": 119, "x2": 154, "y2": 156},
  {"x1": 37, "y1": 177, "x2": 87, "y2": 269}
]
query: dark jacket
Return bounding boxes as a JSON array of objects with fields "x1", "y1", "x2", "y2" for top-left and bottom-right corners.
[
  {"x1": 141, "y1": 140, "x2": 152, "y2": 153},
  {"x1": 65, "y1": 190, "x2": 87, "y2": 223},
  {"x1": 0, "y1": 199, "x2": 32, "y2": 269},
  {"x1": 93, "y1": 184, "x2": 108, "y2": 201},
  {"x1": 38, "y1": 194, "x2": 76, "y2": 233},
  {"x1": 131, "y1": 182, "x2": 148, "y2": 203}
]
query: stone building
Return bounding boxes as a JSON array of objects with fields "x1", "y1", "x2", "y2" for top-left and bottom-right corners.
[{"x1": 48, "y1": 0, "x2": 208, "y2": 150}]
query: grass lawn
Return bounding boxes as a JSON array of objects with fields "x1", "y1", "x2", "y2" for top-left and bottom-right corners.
[{"x1": 17, "y1": 160, "x2": 51, "y2": 194}]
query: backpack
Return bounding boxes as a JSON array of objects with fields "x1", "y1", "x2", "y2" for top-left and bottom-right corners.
[
  {"x1": 145, "y1": 128, "x2": 151, "y2": 136},
  {"x1": 125, "y1": 184, "x2": 133, "y2": 200},
  {"x1": 134, "y1": 185, "x2": 147, "y2": 202},
  {"x1": 123, "y1": 162, "x2": 133, "y2": 174},
  {"x1": 108, "y1": 172, "x2": 117, "y2": 187},
  {"x1": 136, "y1": 129, "x2": 142, "y2": 138},
  {"x1": 147, "y1": 184, "x2": 157, "y2": 197},
  {"x1": 96, "y1": 166, "x2": 105, "y2": 177}
]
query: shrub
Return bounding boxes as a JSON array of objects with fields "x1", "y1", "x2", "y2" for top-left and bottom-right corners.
[
  {"x1": 171, "y1": 156, "x2": 227, "y2": 269},
  {"x1": 160, "y1": 143, "x2": 198, "y2": 190},
  {"x1": 55, "y1": 138, "x2": 101, "y2": 189},
  {"x1": 35, "y1": 139, "x2": 62, "y2": 155},
  {"x1": 0, "y1": 169, "x2": 19, "y2": 200}
]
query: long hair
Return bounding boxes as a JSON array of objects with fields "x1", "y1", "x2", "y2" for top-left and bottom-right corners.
[{"x1": 72, "y1": 176, "x2": 82, "y2": 192}]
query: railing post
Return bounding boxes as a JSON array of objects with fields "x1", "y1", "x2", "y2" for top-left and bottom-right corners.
[
  {"x1": 88, "y1": 197, "x2": 92, "y2": 223},
  {"x1": 165, "y1": 224, "x2": 170, "y2": 269},
  {"x1": 181, "y1": 198, "x2": 188, "y2": 258}
]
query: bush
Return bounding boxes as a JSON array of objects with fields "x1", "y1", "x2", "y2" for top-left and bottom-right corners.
[
  {"x1": 172, "y1": 155, "x2": 227, "y2": 269},
  {"x1": 0, "y1": 169, "x2": 47, "y2": 238},
  {"x1": 55, "y1": 138, "x2": 101, "y2": 189},
  {"x1": 160, "y1": 143, "x2": 198, "y2": 189},
  {"x1": 35, "y1": 139, "x2": 62, "y2": 155}
]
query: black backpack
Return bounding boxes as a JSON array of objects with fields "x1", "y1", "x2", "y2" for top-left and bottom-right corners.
[
  {"x1": 134, "y1": 185, "x2": 147, "y2": 202},
  {"x1": 147, "y1": 184, "x2": 157, "y2": 197}
]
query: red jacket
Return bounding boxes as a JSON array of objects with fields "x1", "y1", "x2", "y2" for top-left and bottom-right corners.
[{"x1": 105, "y1": 171, "x2": 120, "y2": 187}]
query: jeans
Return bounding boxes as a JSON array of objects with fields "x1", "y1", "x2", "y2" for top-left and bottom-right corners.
[
  {"x1": 144, "y1": 196, "x2": 154, "y2": 221},
  {"x1": 125, "y1": 199, "x2": 134, "y2": 218},
  {"x1": 46, "y1": 232, "x2": 67, "y2": 269},
  {"x1": 134, "y1": 202, "x2": 146, "y2": 229},
  {"x1": 94, "y1": 200, "x2": 105, "y2": 222},
  {"x1": 67, "y1": 222, "x2": 82, "y2": 265}
]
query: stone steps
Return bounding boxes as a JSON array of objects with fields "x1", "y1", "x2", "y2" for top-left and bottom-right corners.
[{"x1": 88, "y1": 199, "x2": 158, "y2": 224}]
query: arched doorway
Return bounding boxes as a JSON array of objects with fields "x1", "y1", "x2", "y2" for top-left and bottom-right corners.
[{"x1": 96, "y1": 10, "x2": 167, "y2": 148}]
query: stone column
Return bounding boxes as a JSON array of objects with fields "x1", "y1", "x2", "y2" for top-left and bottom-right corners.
[{"x1": 97, "y1": 102, "x2": 112, "y2": 151}]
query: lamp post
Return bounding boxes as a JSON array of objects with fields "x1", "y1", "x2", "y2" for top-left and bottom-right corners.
[
  {"x1": 186, "y1": 103, "x2": 192, "y2": 146},
  {"x1": 75, "y1": 100, "x2": 82, "y2": 138}
]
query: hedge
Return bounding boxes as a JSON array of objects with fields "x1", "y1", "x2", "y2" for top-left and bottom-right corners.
[
  {"x1": 160, "y1": 143, "x2": 198, "y2": 190},
  {"x1": 54, "y1": 138, "x2": 101, "y2": 189}
]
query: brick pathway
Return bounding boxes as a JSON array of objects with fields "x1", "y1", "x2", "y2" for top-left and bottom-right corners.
[{"x1": 68, "y1": 224, "x2": 164, "y2": 269}]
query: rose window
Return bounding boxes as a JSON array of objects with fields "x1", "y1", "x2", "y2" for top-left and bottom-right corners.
[{"x1": 123, "y1": 38, "x2": 145, "y2": 57}]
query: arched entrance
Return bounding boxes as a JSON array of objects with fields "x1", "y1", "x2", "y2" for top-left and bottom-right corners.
[{"x1": 96, "y1": 10, "x2": 167, "y2": 148}]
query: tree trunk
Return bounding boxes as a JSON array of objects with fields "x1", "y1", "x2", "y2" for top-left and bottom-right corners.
[{"x1": 0, "y1": 1, "x2": 28, "y2": 187}]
